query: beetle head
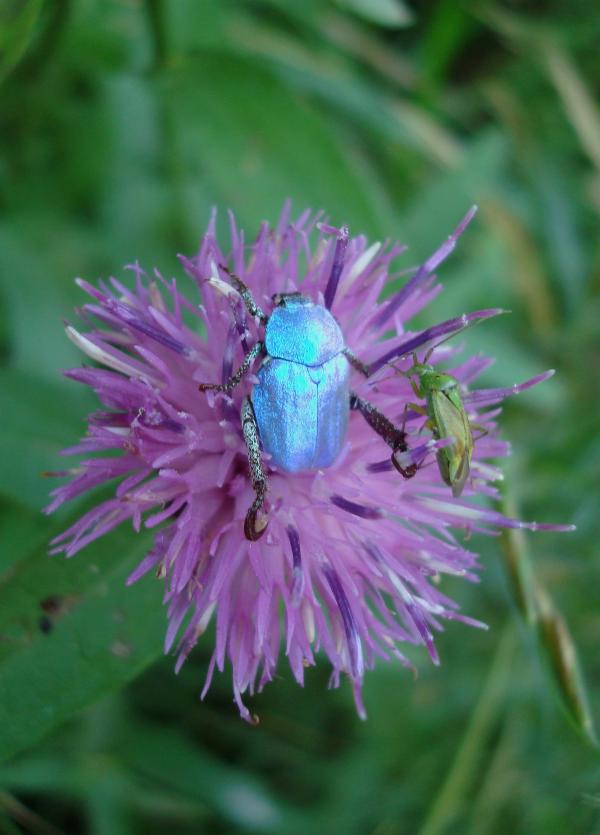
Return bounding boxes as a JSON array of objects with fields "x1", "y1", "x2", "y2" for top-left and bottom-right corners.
[{"x1": 271, "y1": 292, "x2": 311, "y2": 308}]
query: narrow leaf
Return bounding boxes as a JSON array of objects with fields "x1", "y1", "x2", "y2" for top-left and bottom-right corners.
[{"x1": 0, "y1": 525, "x2": 165, "y2": 763}]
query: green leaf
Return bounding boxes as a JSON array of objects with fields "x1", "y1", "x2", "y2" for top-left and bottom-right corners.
[
  {"x1": 160, "y1": 51, "x2": 388, "y2": 239},
  {"x1": 0, "y1": 225, "x2": 90, "y2": 382},
  {"x1": 0, "y1": 501, "x2": 52, "y2": 576},
  {"x1": 0, "y1": 367, "x2": 94, "y2": 510},
  {"x1": 395, "y1": 131, "x2": 509, "y2": 262},
  {"x1": 0, "y1": 801, "x2": 22, "y2": 835},
  {"x1": 0, "y1": 0, "x2": 44, "y2": 83},
  {"x1": 0, "y1": 524, "x2": 165, "y2": 763},
  {"x1": 335, "y1": 0, "x2": 414, "y2": 29},
  {"x1": 117, "y1": 723, "x2": 285, "y2": 831},
  {"x1": 223, "y1": 12, "x2": 455, "y2": 167}
]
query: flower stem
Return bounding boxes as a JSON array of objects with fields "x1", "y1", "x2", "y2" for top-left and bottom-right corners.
[
  {"x1": 0, "y1": 790, "x2": 67, "y2": 835},
  {"x1": 417, "y1": 624, "x2": 516, "y2": 835},
  {"x1": 144, "y1": 0, "x2": 168, "y2": 72},
  {"x1": 500, "y1": 494, "x2": 597, "y2": 746}
]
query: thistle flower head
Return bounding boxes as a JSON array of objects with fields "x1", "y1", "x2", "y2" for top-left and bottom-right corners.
[{"x1": 46, "y1": 203, "x2": 571, "y2": 720}]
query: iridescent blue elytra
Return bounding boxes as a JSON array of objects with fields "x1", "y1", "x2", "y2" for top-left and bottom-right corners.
[{"x1": 252, "y1": 297, "x2": 349, "y2": 472}]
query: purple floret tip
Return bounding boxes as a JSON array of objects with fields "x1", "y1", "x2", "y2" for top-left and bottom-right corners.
[
  {"x1": 369, "y1": 308, "x2": 507, "y2": 375},
  {"x1": 374, "y1": 206, "x2": 479, "y2": 329}
]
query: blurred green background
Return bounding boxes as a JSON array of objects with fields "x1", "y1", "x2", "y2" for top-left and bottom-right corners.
[{"x1": 1, "y1": 1, "x2": 599, "y2": 833}]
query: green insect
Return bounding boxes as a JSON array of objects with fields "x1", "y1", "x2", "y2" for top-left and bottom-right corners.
[{"x1": 402, "y1": 353, "x2": 486, "y2": 497}]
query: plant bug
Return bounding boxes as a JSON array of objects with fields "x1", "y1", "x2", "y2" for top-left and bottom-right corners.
[
  {"x1": 399, "y1": 350, "x2": 487, "y2": 497},
  {"x1": 386, "y1": 311, "x2": 511, "y2": 496}
]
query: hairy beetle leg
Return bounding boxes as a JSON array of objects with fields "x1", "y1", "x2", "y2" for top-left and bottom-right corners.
[
  {"x1": 241, "y1": 397, "x2": 269, "y2": 541},
  {"x1": 344, "y1": 348, "x2": 370, "y2": 377},
  {"x1": 222, "y1": 268, "x2": 268, "y2": 324},
  {"x1": 350, "y1": 392, "x2": 417, "y2": 479},
  {"x1": 391, "y1": 453, "x2": 418, "y2": 479},
  {"x1": 199, "y1": 341, "x2": 264, "y2": 392}
]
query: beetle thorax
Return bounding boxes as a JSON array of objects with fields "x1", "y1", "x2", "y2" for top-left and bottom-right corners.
[{"x1": 265, "y1": 299, "x2": 345, "y2": 367}]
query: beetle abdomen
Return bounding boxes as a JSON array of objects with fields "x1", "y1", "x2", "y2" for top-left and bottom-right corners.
[{"x1": 252, "y1": 355, "x2": 349, "y2": 473}]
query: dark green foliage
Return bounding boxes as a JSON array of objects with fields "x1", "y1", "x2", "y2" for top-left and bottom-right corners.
[{"x1": 1, "y1": 1, "x2": 599, "y2": 832}]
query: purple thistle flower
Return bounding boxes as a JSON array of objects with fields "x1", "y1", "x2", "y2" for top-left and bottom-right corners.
[{"x1": 46, "y1": 204, "x2": 572, "y2": 721}]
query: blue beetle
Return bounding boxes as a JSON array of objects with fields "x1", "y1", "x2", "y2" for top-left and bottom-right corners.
[
  {"x1": 253, "y1": 296, "x2": 349, "y2": 473},
  {"x1": 199, "y1": 275, "x2": 415, "y2": 541}
]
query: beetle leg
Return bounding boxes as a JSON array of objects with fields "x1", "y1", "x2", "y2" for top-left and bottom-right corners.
[
  {"x1": 198, "y1": 341, "x2": 264, "y2": 392},
  {"x1": 343, "y1": 348, "x2": 370, "y2": 377},
  {"x1": 350, "y1": 392, "x2": 417, "y2": 478},
  {"x1": 241, "y1": 397, "x2": 268, "y2": 541},
  {"x1": 222, "y1": 268, "x2": 268, "y2": 324}
]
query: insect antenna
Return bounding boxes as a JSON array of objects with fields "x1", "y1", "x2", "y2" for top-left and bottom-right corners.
[{"x1": 421, "y1": 310, "x2": 511, "y2": 365}]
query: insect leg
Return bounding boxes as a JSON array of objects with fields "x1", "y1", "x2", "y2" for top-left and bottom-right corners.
[
  {"x1": 401, "y1": 401, "x2": 432, "y2": 437},
  {"x1": 350, "y1": 392, "x2": 417, "y2": 478},
  {"x1": 241, "y1": 397, "x2": 268, "y2": 541},
  {"x1": 198, "y1": 341, "x2": 264, "y2": 392},
  {"x1": 223, "y1": 268, "x2": 268, "y2": 324},
  {"x1": 343, "y1": 348, "x2": 370, "y2": 377},
  {"x1": 408, "y1": 373, "x2": 425, "y2": 399},
  {"x1": 469, "y1": 422, "x2": 488, "y2": 442},
  {"x1": 405, "y1": 401, "x2": 428, "y2": 417}
]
